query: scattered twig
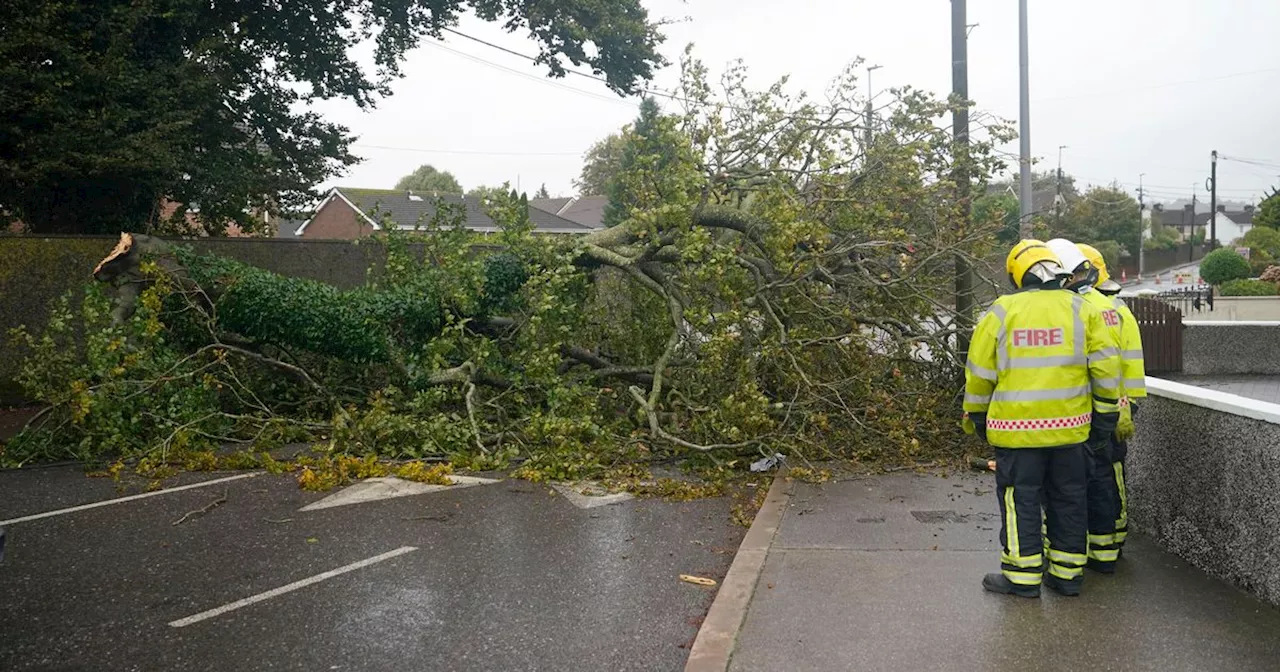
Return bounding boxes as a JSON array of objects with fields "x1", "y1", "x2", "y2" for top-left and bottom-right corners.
[
  {"x1": 263, "y1": 517, "x2": 294, "y2": 524},
  {"x1": 171, "y1": 489, "x2": 228, "y2": 526}
]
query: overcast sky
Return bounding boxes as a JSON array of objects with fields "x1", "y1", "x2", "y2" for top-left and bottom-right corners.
[{"x1": 312, "y1": 0, "x2": 1280, "y2": 206}]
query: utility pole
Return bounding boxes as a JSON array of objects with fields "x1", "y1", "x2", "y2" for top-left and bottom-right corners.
[
  {"x1": 1209, "y1": 150, "x2": 1218, "y2": 250},
  {"x1": 864, "y1": 64, "x2": 882, "y2": 150},
  {"x1": 1017, "y1": 0, "x2": 1033, "y2": 234},
  {"x1": 1190, "y1": 185, "x2": 1198, "y2": 263},
  {"x1": 952, "y1": 0, "x2": 973, "y2": 356},
  {"x1": 1056, "y1": 145, "x2": 1067, "y2": 230},
  {"x1": 1137, "y1": 174, "x2": 1146, "y2": 278}
]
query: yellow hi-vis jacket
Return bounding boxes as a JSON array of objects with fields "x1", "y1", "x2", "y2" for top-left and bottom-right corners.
[
  {"x1": 1080, "y1": 288, "x2": 1132, "y2": 424},
  {"x1": 1113, "y1": 297, "x2": 1147, "y2": 402},
  {"x1": 964, "y1": 287, "x2": 1123, "y2": 449}
]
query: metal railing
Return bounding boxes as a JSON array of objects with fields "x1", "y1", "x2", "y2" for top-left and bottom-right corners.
[{"x1": 1152, "y1": 286, "x2": 1214, "y2": 316}]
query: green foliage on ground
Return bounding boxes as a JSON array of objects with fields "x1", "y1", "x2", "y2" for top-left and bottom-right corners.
[
  {"x1": 3, "y1": 54, "x2": 1015, "y2": 478},
  {"x1": 1219, "y1": 279, "x2": 1278, "y2": 297},
  {"x1": 1200, "y1": 248, "x2": 1253, "y2": 286}
]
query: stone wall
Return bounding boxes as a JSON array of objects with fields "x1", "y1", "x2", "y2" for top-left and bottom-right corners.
[
  {"x1": 1128, "y1": 377, "x2": 1280, "y2": 607},
  {"x1": 0, "y1": 235, "x2": 392, "y2": 403},
  {"x1": 1182, "y1": 322, "x2": 1280, "y2": 375}
]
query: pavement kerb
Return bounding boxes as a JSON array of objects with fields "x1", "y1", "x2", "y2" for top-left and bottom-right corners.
[{"x1": 684, "y1": 473, "x2": 792, "y2": 672}]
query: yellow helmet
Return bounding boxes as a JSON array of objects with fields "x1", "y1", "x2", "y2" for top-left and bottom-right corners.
[
  {"x1": 1006, "y1": 239, "x2": 1066, "y2": 289},
  {"x1": 1076, "y1": 243, "x2": 1122, "y2": 291}
]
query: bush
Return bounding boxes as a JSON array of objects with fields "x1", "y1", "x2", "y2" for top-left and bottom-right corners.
[
  {"x1": 1250, "y1": 250, "x2": 1276, "y2": 277},
  {"x1": 1200, "y1": 248, "x2": 1253, "y2": 285},
  {"x1": 1243, "y1": 227, "x2": 1280, "y2": 259},
  {"x1": 1219, "y1": 279, "x2": 1278, "y2": 297}
]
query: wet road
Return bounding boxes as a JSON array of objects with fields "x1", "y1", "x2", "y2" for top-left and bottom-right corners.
[{"x1": 0, "y1": 467, "x2": 745, "y2": 671}]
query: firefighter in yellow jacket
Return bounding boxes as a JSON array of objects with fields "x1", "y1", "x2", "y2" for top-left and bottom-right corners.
[
  {"x1": 1077, "y1": 243, "x2": 1144, "y2": 560},
  {"x1": 1047, "y1": 238, "x2": 1124, "y2": 574},
  {"x1": 964, "y1": 240, "x2": 1123, "y2": 598}
]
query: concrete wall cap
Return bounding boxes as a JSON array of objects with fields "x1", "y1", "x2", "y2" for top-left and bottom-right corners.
[
  {"x1": 1183, "y1": 321, "x2": 1280, "y2": 326},
  {"x1": 1148, "y1": 376, "x2": 1280, "y2": 425}
]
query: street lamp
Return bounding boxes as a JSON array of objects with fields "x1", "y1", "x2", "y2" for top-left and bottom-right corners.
[
  {"x1": 1018, "y1": 0, "x2": 1033, "y2": 233},
  {"x1": 865, "y1": 65, "x2": 883, "y2": 148}
]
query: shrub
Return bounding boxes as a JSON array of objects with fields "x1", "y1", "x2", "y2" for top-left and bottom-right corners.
[
  {"x1": 1200, "y1": 248, "x2": 1252, "y2": 285},
  {"x1": 1219, "y1": 279, "x2": 1278, "y2": 297},
  {"x1": 1250, "y1": 250, "x2": 1276, "y2": 277}
]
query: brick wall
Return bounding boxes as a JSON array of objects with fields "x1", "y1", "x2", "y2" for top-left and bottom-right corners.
[{"x1": 296, "y1": 197, "x2": 373, "y2": 240}]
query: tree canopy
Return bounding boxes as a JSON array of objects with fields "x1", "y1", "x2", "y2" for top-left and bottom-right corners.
[
  {"x1": 0, "y1": 0, "x2": 665, "y2": 235},
  {"x1": 575, "y1": 132, "x2": 627, "y2": 196},
  {"x1": 396, "y1": 165, "x2": 463, "y2": 194},
  {"x1": 1256, "y1": 188, "x2": 1280, "y2": 231}
]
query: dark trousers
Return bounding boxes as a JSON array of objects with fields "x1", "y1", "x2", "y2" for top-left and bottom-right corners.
[
  {"x1": 995, "y1": 446, "x2": 1088, "y2": 587},
  {"x1": 1112, "y1": 440, "x2": 1129, "y2": 548},
  {"x1": 1086, "y1": 439, "x2": 1120, "y2": 567}
]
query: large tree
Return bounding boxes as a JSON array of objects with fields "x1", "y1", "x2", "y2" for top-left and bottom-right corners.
[
  {"x1": 1256, "y1": 188, "x2": 1280, "y2": 231},
  {"x1": 1057, "y1": 185, "x2": 1141, "y2": 256},
  {"x1": 0, "y1": 0, "x2": 665, "y2": 235},
  {"x1": 603, "y1": 98, "x2": 701, "y2": 227},
  {"x1": 574, "y1": 132, "x2": 627, "y2": 196},
  {"x1": 10, "y1": 51, "x2": 1016, "y2": 473},
  {"x1": 396, "y1": 165, "x2": 463, "y2": 194}
]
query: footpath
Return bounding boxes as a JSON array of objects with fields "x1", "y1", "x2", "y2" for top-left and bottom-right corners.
[{"x1": 688, "y1": 470, "x2": 1280, "y2": 671}]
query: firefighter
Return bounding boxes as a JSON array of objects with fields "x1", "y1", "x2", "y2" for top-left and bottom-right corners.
[
  {"x1": 1077, "y1": 242, "x2": 1144, "y2": 561},
  {"x1": 964, "y1": 239, "x2": 1123, "y2": 598},
  {"x1": 1047, "y1": 238, "x2": 1124, "y2": 574}
]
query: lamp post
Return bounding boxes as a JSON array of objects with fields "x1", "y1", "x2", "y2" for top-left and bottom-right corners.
[
  {"x1": 1017, "y1": 0, "x2": 1033, "y2": 234},
  {"x1": 864, "y1": 64, "x2": 883, "y2": 149}
]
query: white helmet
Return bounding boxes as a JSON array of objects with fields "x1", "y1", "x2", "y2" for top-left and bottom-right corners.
[{"x1": 1046, "y1": 238, "x2": 1090, "y2": 275}]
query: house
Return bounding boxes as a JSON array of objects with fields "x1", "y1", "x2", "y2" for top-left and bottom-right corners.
[
  {"x1": 1152, "y1": 202, "x2": 1255, "y2": 243},
  {"x1": 291, "y1": 187, "x2": 595, "y2": 239},
  {"x1": 530, "y1": 196, "x2": 608, "y2": 229}
]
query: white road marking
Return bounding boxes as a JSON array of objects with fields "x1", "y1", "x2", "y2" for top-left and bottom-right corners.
[
  {"x1": 168, "y1": 545, "x2": 418, "y2": 627},
  {"x1": 552, "y1": 481, "x2": 635, "y2": 509},
  {"x1": 298, "y1": 475, "x2": 500, "y2": 512},
  {"x1": 0, "y1": 472, "x2": 263, "y2": 526}
]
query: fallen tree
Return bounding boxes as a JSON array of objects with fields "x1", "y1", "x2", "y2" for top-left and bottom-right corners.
[{"x1": 4, "y1": 56, "x2": 1012, "y2": 473}]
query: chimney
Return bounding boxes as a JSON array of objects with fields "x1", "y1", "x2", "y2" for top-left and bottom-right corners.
[
  {"x1": 1217, "y1": 205, "x2": 1227, "y2": 213},
  {"x1": 1245, "y1": 204, "x2": 1255, "y2": 213}
]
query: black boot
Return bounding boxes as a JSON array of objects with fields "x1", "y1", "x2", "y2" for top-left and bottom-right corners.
[
  {"x1": 982, "y1": 573, "x2": 1040, "y2": 598},
  {"x1": 1087, "y1": 558, "x2": 1116, "y2": 574},
  {"x1": 1043, "y1": 573, "x2": 1082, "y2": 597}
]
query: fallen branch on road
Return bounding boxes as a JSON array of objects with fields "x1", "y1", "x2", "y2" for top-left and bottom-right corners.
[{"x1": 171, "y1": 489, "x2": 228, "y2": 526}]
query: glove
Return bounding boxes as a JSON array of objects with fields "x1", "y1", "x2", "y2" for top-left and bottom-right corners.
[
  {"x1": 1090, "y1": 411, "x2": 1119, "y2": 444},
  {"x1": 1115, "y1": 413, "x2": 1136, "y2": 442},
  {"x1": 963, "y1": 412, "x2": 988, "y2": 441}
]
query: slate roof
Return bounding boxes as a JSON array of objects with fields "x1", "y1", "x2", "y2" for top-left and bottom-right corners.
[
  {"x1": 531, "y1": 196, "x2": 608, "y2": 229},
  {"x1": 306, "y1": 188, "x2": 594, "y2": 235}
]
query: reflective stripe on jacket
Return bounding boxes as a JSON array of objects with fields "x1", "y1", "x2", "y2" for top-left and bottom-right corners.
[
  {"x1": 1113, "y1": 297, "x2": 1147, "y2": 400},
  {"x1": 964, "y1": 287, "x2": 1123, "y2": 449},
  {"x1": 1081, "y1": 289, "x2": 1131, "y2": 423}
]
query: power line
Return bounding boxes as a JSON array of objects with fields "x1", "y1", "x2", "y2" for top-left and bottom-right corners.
[
  {"x1": 421, "y1": 39, "x2": 638, "y2": 108},
  {"x1": 441, "y1": 28, "x2": 701, "y2": 107}
]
